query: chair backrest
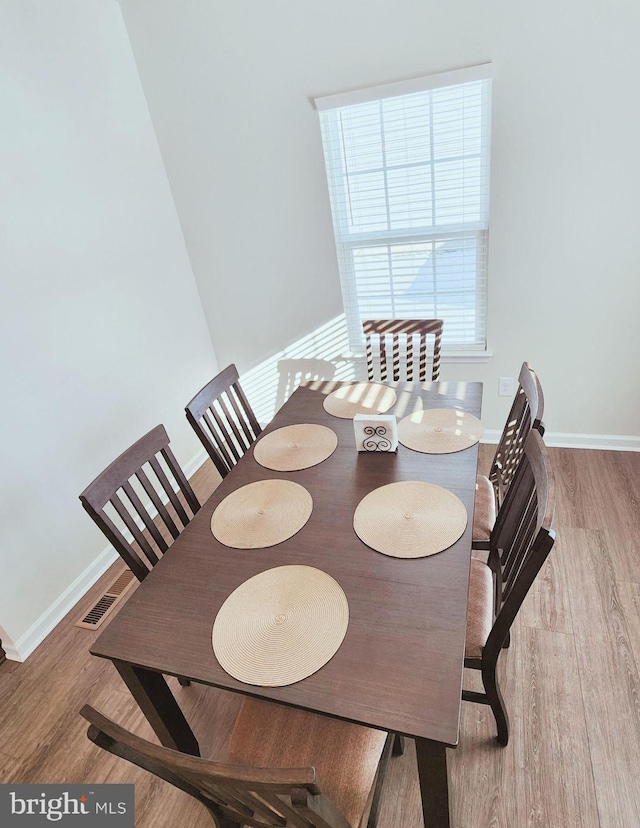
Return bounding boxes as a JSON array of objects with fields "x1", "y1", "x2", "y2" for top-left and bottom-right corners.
[
  {"x1": 80, "y1": 705, "x2": 352, "y2": 828},
  {"x1": 489, "y1": 362, "x2": 545, "y2": 509},
  {"x1": 276, "y1": 358, "x2": 337, "y2": 406},
  {"x1": 79, "y1": 425, "x2": 200, "y2": 583},
  {"x1": 487, "y1": 429, "x2": 556, "y2": 655},
  {"x1": 363, "y1": 319, "x2": 443, "y2": 382},
  {"x1": 186, "y1": 364, "x2": 262, "y2": 480}
]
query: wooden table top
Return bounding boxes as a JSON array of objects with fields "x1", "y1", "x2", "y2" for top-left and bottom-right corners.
[{"x1": 92, "y1": 380, "x2": 482, "y2": 747}]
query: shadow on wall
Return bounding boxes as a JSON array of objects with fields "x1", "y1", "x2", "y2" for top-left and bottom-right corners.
[{"x1": 239, "y1": 315, "x2": 362, "y2": 424}]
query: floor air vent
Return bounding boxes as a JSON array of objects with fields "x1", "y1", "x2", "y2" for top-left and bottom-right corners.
[{"x1": 76, "y1": 568, "x2": 136, "y2": 630}]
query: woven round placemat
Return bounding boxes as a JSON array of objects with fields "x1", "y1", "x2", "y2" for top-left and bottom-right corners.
[
  {"x1": 253, "y1": 424, "x2": 338, "y2": 471},
  {"x1": 353, "y1": 481, "x2": 468, "y2": 558},
  {"x1": 212, "y1": 565, "x2": 349, "y2": 686},
  {"x1": 211, "y1": 479, "x2": 313, "y2": 549},
  {"x1": 398, "y1": 408, "x2": 483, "y2": 454},
  {"x1": 323, "y1": 382, "x2": 397, "y2": 419}
]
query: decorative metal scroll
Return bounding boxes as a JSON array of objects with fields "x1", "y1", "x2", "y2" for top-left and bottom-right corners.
[
  {"x1": 353, "y1": 414, "x2": 398, "y2": 453},
  {"x1": 362, "y1": 425, "x2": 393, "y2": 452}
]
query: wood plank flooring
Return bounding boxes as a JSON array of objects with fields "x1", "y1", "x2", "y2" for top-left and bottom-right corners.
[{"x1": 1, "y1": 447, "x2": 639, "y2": 827}]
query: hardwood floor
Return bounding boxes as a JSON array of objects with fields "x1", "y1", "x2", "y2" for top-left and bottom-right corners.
[{"x1": 1, "y1": 447, "x2": 639, "y2": 827}]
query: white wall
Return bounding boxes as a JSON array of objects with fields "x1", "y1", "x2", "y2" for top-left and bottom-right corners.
[
  {"x1": 120, "y1": 0, "x2": 640, "y2": 441},
  {"x1": 0, "y1": 0, "x2": 218, "y2": 656}
]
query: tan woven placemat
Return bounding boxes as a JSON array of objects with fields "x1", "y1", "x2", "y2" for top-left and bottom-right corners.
[
  {"x1": 211, "y1": 479, "x2": 312, "y2": 549},
  {"x1": 353, "y1": 481, "x2": 468, "y2": 558},
  {"x1": 253, "y1": 424, "x2": 338, "y2": 471},
  {"x1": 398, "y1": 408, "x2": 484, "y2": 454},
  {"x1": 212, "y1": 565, "x2": 349, "y2": 686},
  {"x1": 323, "y1": 382, "x2": 397, "y2": 419}
]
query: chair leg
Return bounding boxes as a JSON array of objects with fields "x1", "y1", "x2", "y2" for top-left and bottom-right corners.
[
  {"x1": 392, "y1": 733, "x2": 406, "y2": 756},
  {"x1": 366, "y1": 733, "x2": 395, "y2": 828},
  {"x1": 177, "y1": 677, "x2": 191, "y2": 687},
  {"x1": 391, "y1": 733, "x2": 405, "y2": 756},
  {"x1": 482, "y1": 661, "x2": 509, "y2": 746},
  {"x1": 502, "y1": 630, "x2": 511, "y2": 649}
]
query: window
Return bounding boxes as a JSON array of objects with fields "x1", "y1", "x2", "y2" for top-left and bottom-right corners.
[{"x1": 316, "y1": 65, "x2": 492, "y2": 352}]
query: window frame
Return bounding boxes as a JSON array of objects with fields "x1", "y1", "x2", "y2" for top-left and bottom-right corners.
[{"x1": 316, "y1": 64, "x2": 493, "y2": 354}]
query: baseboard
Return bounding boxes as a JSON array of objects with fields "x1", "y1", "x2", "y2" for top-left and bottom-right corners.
[
  {"x1": 3, "y1": 643, "x2": 22, "y2": 663},
  {"x1": 7, "y1": 545, "x2": 119, "y2": 662},
  {"x1": 482, "y1": 430, "x2": 640, "y2": 452},
  {"x1": 182, "y1": 447, "x2": 209, "y2": 480},
  {"x1": 5, "y1": 447, "x2": 210, "y2": 663},
  {"x1": 2, "y1": 635, "x2": 21, "y2": 663}
]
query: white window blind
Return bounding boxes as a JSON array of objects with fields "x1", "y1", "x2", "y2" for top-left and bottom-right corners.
[{"x1": 316, "y1": 65, "x2": 492, "y2": 351}]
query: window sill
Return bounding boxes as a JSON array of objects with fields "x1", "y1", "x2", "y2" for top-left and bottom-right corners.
[{"x1": 339, "y1": 350, "x2": 493, "y2": 365}]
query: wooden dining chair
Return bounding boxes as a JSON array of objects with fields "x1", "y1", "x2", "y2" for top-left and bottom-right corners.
[
  {"x1": 473, "y1": 362, "x2": 545, "y2": 552},
  {"x1": 463, "y1": 429, "x2": 556, "y2": 746},
  {"x1": 362, "y1": 319, "x2": 443, "y2": 382},
  {"x1": 79, "y1": 424, "x2": 201, "y2": 584},
  {"x1": 81, "y1": 697, "x2": 400, "y2": 828},
  {"x1": 186, "y1": 365, "x2": 262, "y2": 479}
]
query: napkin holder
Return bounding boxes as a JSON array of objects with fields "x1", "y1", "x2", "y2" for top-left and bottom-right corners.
[{"x1": 354, "y1": 414, "x2": 398, "y2": 453}]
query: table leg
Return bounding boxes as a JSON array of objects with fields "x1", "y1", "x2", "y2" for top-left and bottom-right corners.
[
  {"x1": 114, "y1": 660, "x2": 200, "y2": 756},
  {"x1": 415, "y1": 738, "x2": 450, "y2": 828}
]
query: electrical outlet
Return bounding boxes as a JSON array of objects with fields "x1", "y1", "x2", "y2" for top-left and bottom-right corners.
[{"x1": 498, "y1": 377, "x2": 515, "y2": 397}]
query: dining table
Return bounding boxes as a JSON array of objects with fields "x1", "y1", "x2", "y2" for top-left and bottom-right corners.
[{"x1": 90, "y1": 378, "x2": 483, "y2": 828}]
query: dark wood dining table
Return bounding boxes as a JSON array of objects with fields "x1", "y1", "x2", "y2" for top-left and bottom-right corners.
[{"x1": 91, "y1": 379, "x2": 483, "y2": 828}]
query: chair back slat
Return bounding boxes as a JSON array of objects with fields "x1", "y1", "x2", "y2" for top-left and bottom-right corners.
[
  {"x1": 486, "y1": 430, "x2": 556, "y2": 656},
  {"x1": 419, "y1": 329, "x2": 427, "y2": 379},
  {"x1": 252, "y1": 789, "x2": 310, "y2": 827},
  {"x1": 489, "y1": 362, "x2": 544, "y2": 508},
  {"x1": 80, "y1": 705, "x2": 348, "y2": 828},
  {"x1": 186, "y1": 365, "x2": 262, "y2": 479},
  {"x1": 147, "y1": 455, "x2": 190, "y2": 528},
  {"x1": 231, "y1": 786, "x2": 285, "y2": 824},
  {"x1": 501, "y1": 469, "x2": 537, "y2": 570},
  {"x1": 178, "y1": 771, "x2": 309, "y2": 827},
  {"x1": 362, "y1": 319, "x2": 444, "y2": 382},
  {"x1": 162, "y1": 445, "x2": 202, "y2": 515},
  {"x1": 120, "y1": 480, "x2": 169, "y2": 554},
  {"x1": 502, "y1": 493, "x2": 538, "y2": 604},
  {"x1": 291, "y1": 787, "x2": 352, "y2": 828},
  {"x1": 195, "y1": 781, "x2": 259, "y2": 823},
  {"x1": 108, "y1": 493, "x2": 161, "y2": 569},
  {"x1": 86, "y1": 509, "x2": 150, "y2": 583},
  {"x1": 220, "y1": 783, "x2": 290, "y2": 826},
  {"x1": 378, "y1": 333, "x2": 388, "y2": 381},
  {"x1": 232, "y1": 380, "x2": 262, "y2": 437},
  {"x1": 405, "y1": 334, "x2": 414, "y2": 381},
  {"x1": 365, "y1": 335, "x2": 374, "y2": 382},
  {"x1": 212, "y1": 396, "x2": 245, "y2": 460},
  {"x1": 228, "y1": 382, "x2": 261, "y2": 445},
  {"x1": 79, "y1": 425, "x2": 200, "y2": 582},
  {"x1": 291, "y1": 789, "x2": 345, "y2": 828},
  {"x1": 203, "y1": 407, "x2": 238, "y2": 470},
  {"x1": 135, "y1": 467, "x2": 180, "y2": 542},
  {"x1": 392, "y1": 335, "x2": 400, "y2": 381}
]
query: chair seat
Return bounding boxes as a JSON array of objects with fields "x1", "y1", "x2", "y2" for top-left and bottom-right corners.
[
  {"x1": 465, "y1": 558, "x2": 494, "y2": 659},
  {"x1": 226, "y1": 698, "x2": 387, "y2": 828},
  {"x1": 472, "y1": 474, "x2": 496, "y2": 543}
]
